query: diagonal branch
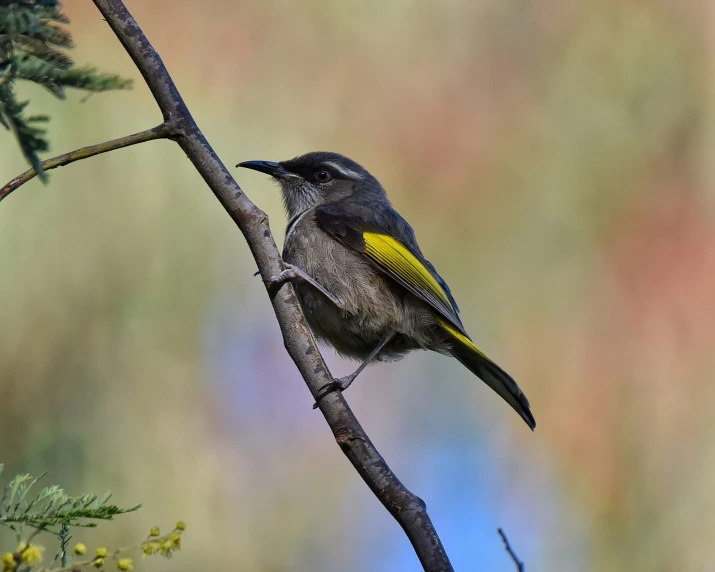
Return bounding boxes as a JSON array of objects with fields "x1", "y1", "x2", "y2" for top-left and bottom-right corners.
[
  {"x1": 78, "y1": 1, "x2": 454, "y2": 571},
  {"x1": 498, "y1": 528, "x2": 526, "y2": 572},
  {"x1": 0, "y1": 123, "x2": 174, "y2": 203}
]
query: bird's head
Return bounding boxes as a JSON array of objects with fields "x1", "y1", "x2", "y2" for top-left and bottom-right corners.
[{"x1": 237, "y1": 152, "x2": 386, "y2": 219}]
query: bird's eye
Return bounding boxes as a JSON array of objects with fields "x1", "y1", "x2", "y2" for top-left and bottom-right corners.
[{"x1": 314, "y1": 169, "x2": 332, "y2": 183}]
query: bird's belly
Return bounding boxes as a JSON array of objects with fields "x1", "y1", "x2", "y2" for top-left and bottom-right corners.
[{"x1": 299, "y1": 289, "x2": 389, "y2": 359}]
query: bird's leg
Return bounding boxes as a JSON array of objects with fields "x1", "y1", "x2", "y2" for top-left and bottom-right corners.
[
  {"x1": 313, "y1": 330, "x2": 397, "y2": 409},
  {"x1": 263, "y1": 263, "x2": 341, "y2": 307},
  {"x1": 334, "y1": 330, "x2": 398, "y2": 391}
]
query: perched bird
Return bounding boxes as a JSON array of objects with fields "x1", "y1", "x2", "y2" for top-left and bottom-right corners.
[{"x1": 237, "y1": 152, "x2": 535, "y2": 429}]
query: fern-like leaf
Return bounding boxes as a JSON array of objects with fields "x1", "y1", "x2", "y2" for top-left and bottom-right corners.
[
  {"x1": 0, "y1": 469, "x2": 141, "y2": 534},
  {"x1": 0, "y1": 0, "x2": 132, "y2": 179}
]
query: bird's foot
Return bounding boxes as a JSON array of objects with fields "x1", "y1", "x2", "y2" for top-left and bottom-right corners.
[
  {"x1": 263, "y1": 264, "x2": 341, "y2": 306},
  {"x1": 312, "y1": 373, "x2": 357, "y2": 409},
  {"x1": 262, "y1": 263, "x2": 301, "y2": 287}
]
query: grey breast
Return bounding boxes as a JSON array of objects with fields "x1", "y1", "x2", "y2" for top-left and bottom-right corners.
[{"x1": 282, "y1": 210, "x2": 408, "y2": 358}]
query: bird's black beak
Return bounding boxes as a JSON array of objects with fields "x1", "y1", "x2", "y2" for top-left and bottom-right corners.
[{"x1": 236, "y1": 160, "x2": 293, "y2": 179}]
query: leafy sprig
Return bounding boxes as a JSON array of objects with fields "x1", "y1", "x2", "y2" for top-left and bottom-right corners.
[
  {"x1": 0, "y1": 0, "x2": 132, "y2": 179},
  {"x1": 0, "y1": 466, "x2": 141, "y2": 540},
  {"x1": 0, "y1": 465, "x2": 186, "y2": 571}
]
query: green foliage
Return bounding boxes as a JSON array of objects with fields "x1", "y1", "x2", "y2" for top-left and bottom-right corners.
[
  {"x1": 0, "y1": 0, "x2": 132, "y2": 180},
  {"x1": 0, "y1": 465, "x2": 185, "y2": 571},
  {"x1": 0, "y1": 464, "x2": 140, "y2": 536}
]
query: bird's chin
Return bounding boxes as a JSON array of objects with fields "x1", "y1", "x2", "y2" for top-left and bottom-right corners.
[{"x1": 281, "y1": 184, "x2": 321, "y2": 216}]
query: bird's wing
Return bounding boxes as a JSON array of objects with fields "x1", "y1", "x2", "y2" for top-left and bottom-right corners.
[{"x1": 315, "y1": 203, "x2": 467, "y2": 336}]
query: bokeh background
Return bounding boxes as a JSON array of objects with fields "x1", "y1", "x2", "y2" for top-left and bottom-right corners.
[{"x1": 1, "y1": 0, "x2": 714, "y2": 570}]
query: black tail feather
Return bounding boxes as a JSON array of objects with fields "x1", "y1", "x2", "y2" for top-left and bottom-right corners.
[{"x1": 449, "y1": 337, "x2": 536, "y2": 430}]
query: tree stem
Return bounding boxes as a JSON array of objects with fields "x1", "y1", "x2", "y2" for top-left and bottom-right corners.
[
  {"x1": 2, "y1": 2, "x2": 456, "y2": 569},
  {"x1": 498, "y1": 528, "x2": 525, "y2": 572},
  {"x1": 0, "y1": 123, "x2": 173, "y2": 203}
]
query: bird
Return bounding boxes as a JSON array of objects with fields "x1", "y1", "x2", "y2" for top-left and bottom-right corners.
[{"x1": 237, "y1": 152, "x2": 535, "y2": 429}]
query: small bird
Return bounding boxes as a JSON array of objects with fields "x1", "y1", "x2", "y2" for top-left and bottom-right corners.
[{"x1": 237, "y1": 152, "x2": 535, "y2": 429}]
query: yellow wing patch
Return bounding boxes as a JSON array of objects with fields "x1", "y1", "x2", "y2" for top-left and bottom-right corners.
[
  {"x1": 363, "y1": 232, "x2": 452, "y2": 307},
  {"x1": 434, "y1": 315, "x2": 489, "y2": 360}
]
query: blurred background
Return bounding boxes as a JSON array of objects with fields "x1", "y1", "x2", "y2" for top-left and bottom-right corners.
[{"x1": 1, "y1": 0, "x2": 714, "y2": 570}]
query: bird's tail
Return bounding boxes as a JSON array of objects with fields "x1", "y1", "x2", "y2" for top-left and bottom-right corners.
[{"x1": 435, "y1": 316, "x2": 536, "y2": 430}]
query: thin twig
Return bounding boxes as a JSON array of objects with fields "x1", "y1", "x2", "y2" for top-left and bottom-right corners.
[
  {"x1": 498, "y1": 528, "x2": 525, "y2": 572},
  {"x1": 0, "y1": 123, "x2": 174, "y2": 203},
  {"x1": 58, "y1": 523, "x2": 70, "y2": 568}
]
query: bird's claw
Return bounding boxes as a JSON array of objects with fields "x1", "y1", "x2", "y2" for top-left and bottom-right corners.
[
  {"x1": 262, "y1": 264, "x2": 341, "y2": 307},
  {"x1": 263, "y1": 266, "x2": 297, "y2": 288},
  {"x1": 312, "y1": 375, "x2": 355, "y2": 409}
]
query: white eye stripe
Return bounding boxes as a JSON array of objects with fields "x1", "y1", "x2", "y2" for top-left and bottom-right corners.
[{"x1": 322, "y1": 162, "x2": 364, "y2": 181}]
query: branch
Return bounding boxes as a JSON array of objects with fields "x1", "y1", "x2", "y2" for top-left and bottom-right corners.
[
  {"x1": 498, "y1": 528, "x2": 525, "y2": 572},
  {"x1": 0, "y1": 123, "x2": 173, "y2": 203},
  {"x1": 81, "y1": 1, "x2": 454, "y2": 570}
]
